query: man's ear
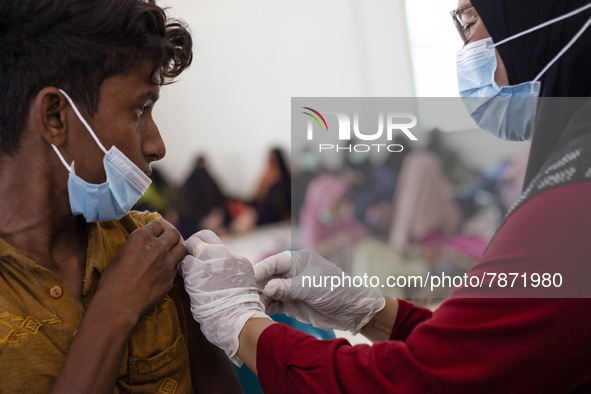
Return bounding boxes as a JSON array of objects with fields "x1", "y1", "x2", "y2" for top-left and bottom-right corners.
[{"x1": 33, "y1": 87, "x2": 70, "y2": 147}]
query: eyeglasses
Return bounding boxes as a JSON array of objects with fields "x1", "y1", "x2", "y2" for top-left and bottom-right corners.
[{"x1": 450, "y1": 3, "x2": 479, "y2": 44}]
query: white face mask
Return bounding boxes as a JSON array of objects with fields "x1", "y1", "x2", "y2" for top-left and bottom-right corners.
[
  {"x1": 457, "y1": 2, "x2": 591, "y2": 141},
  {"x1": 51, "y1": 89, "x2": 151, "y2": 222}
]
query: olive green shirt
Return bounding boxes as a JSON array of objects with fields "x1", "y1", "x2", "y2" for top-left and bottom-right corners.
[{"x1": 0, "y1": 211, "x2": 192, "y2": 393}]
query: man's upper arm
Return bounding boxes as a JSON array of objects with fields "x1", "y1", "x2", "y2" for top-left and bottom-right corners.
[{"x1": 172, "y1": 275, "x2": 243, "y2": 393}]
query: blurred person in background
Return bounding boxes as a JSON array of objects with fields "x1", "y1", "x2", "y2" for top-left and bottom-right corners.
[
  {"x1": 172, "y1": 155, "x2": 231, "y2": 238},
  {"x1": 341, "y1": 140, "x2": 397, "y2": 237},
  {"x1": 384, "y1": 135, "x2": 414, "y2": 177},
  {"x1": 252, "y1": 147, "x2": 292, "y2": 226},
  {"x1": 426, "y1": 127, "x2": 475, "y2": 186},
  {"x1": 291, "y1": 145, "x2": 324, "y2": 224},
  {"x1": 298, "y1": 174, "x2": 366, "y2": 273}
]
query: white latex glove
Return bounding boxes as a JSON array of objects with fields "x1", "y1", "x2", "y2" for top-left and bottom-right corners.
[
  {"x1": 178, "y1": 230, "x2": 270, "y2": 366},
  {"x1": 254, "y1": 249, "x2": 385, "y2": 334}
]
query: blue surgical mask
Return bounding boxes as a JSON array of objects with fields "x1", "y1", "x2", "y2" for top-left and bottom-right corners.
[
  {"x1": 457, "y1": 3, "x2": 591, "y2": 141},
  {"x1": 51, "y1": 89, "x2": 152, "y2": 222}
]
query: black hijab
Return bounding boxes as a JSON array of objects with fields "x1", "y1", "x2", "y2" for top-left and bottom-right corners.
[{"x1": 471, "y1": 0, "x2": 591, "y2": 185}]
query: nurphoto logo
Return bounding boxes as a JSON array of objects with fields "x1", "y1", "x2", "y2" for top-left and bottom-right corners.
[{"x1": 302, "y1": 107, "x2": 418, "y2": 153}]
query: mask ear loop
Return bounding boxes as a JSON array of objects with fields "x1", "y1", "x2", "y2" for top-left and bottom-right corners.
[
  {"x1": 58, "y1": 89, "x2": 109, "y2": 155},
  {"x1": 493, "y1": 2, "x2": 591, "y2": 47},
  {"x1": 532, "y1": 14, "x2": 591, "y2": 87},
  {"x1": 491, "y1": 3, "x2": 591, "y2": 140},
  {"x1": 492, "y1": 1, "x2": 591, "y2": 86},
  {"x1": 528, "y1": 13, "x2": 591, "y2": 138},
  {"x1": 51, "y1": 144, "x2": 72, "y2": 172}
]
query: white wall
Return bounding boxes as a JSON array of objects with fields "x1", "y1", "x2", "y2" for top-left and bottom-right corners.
[
  {"x1": 153, "y1": 0, "x2": 526, "y2": 198},
  {"x1": 154, "y1": 0, "x2": 415, "y2": 198}
]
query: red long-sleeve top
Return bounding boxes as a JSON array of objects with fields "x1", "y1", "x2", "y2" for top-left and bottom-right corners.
[{"x1": 257, "y1": 181, "x2": 591, "y2": 393}]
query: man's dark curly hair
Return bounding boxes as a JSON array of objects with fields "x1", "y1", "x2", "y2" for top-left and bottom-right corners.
[{"x1": 0, "y1": 0, "x2": 193, "y2": 156}]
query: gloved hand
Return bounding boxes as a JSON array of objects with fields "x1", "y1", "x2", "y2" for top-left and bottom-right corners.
[
  {"x1": 254, "y1": 249, "x2": 385, "y2": 334},
  {"x1": 178, "y1": 230, "x2": 270, "y2": 366}
]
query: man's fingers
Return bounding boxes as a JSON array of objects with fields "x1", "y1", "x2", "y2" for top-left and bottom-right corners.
[
  {"x1": 161, "y1": 218, "x2": 184, "y2": 242},
  {"x1": 254, "y1": 251, "x2": 292, "y2": 282},
  {"x1": 146, "y1": 220, "x2": 165, "y2": 237},
  {"x1": 158, "y1": 227, "x2": 182, "y2": 250},
  {"x1": 170, "y1": 240, "x2": 188, "y2": 264}
]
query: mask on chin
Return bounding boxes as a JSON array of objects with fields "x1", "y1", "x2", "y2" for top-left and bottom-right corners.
[{"x1": 51, "y1": 89, "x2": 151, "y2": 222}]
